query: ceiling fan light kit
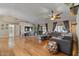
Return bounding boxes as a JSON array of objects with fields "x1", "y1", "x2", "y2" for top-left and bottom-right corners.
[
  {"x1": 50, "y1": 12, "x2": 62, "y2": 20},
  {"x1": 51, "y1": 17, "x2": 54, "y2": 20},
  {"x1": 50, "y1": 15, "x2": 56, "y2": 20},
  {"x1": 51, "y1": 18, "x2": 55, "y2": 20}
]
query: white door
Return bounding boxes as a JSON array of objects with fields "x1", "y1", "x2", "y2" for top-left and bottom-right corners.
[{"x1": 8, "y1": 24, "x2": 14, "y2": 48}]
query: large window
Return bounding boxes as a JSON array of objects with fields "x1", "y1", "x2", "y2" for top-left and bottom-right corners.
[
  {"x1": 54, "y1": 22, "x2": 67, "y2": 33},
  {"x1": 43, "y1": 26, "x2": 46, "y2": 34},
  {"x1": 25, "y1": 26, "x2": 32, "y2": 31}
]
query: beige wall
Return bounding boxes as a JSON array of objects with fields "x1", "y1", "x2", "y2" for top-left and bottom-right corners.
[{"x1": 0, "y1": 21, "x2": 9, "y2": 37}]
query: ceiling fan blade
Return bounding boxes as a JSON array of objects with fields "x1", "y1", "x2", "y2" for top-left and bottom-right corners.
[
  {"x1": 55, "y1": 16, "x2": 61, "y2": 19},
  {"x1": 56, "y1": 12, "x2": 63, "y2": 16}
]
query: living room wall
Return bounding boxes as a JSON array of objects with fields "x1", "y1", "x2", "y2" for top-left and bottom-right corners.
[{"x1": 0, "y1": 21, "x2": 9, "y2": 37}]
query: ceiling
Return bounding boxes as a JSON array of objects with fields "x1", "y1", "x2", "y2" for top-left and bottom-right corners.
[{"x1": 0, "y1": 3, "x2": 77, "y2": 24}]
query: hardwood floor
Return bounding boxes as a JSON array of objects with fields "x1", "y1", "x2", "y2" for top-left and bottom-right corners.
[
  {"x1": 72, "y1": 40, "x2": 78, "y2": 56},
  {"x1": 0, "y1": 36, "x2": 77, "y2": 56}
]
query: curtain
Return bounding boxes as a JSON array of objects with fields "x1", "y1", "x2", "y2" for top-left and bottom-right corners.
[
  {"x1": 40, "y1": 26, "x2": 43, "y2": 31},
  {"x1": 45, "y1": 23, "x2": 48, "y2": 32},
  {"x1": 53, "y1": 22, "x2": 57, "y2": 31},
  {"x1": 37, "y1": 24, "x2": 40, "y2": 35},
  {"x1": 63, "y1": 21, "x2": 69, "y2": 32}
]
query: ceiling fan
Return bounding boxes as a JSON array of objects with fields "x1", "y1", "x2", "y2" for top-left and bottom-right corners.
[{"x1": 45, "y1": 10, "x2": 63, "y2": 20}]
